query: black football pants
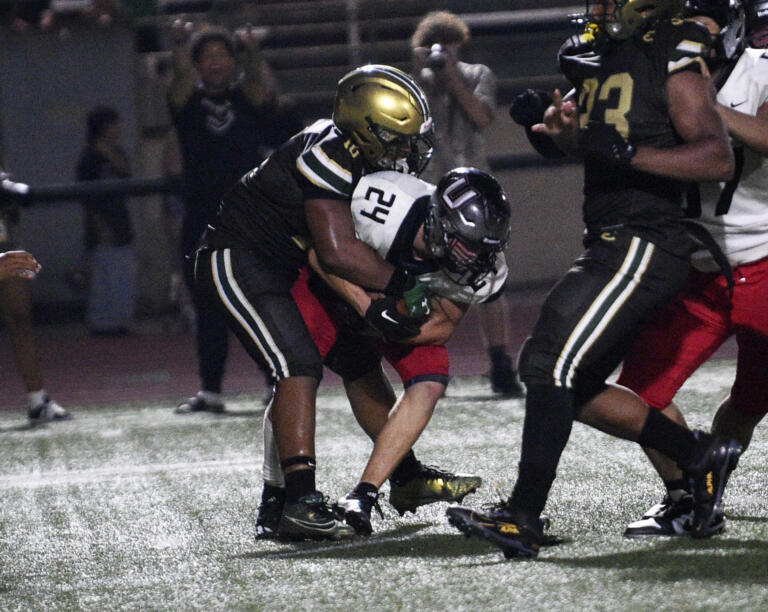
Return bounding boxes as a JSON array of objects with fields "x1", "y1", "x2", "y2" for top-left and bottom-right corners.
[{"x1": 513, "y1": 229, "x2": 691, "y2": 516}]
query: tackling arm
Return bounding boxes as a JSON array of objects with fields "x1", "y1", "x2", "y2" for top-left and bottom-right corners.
[
  {"x1": 629, "y1": 71, "x2": 734, "y2": 181},
  {"x1": 308, "y1": 246, "x2": 466, "y2": 346},
  {"x1": 306, "y1": 198, "x2": 397, "y2": 291}
]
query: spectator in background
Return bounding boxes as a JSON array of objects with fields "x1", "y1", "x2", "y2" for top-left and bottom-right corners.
[
  {"x1": 410, "y1": 10, "x2": 524, "y2": 397},
  {"x1": 76, "y1": 105, "x2": 135, "y2": 336},
  {"x1": 0, "y1": 250, "x2": 41, "y2": 281},
  {"x1": 169, "y1": 19, "x2": 299, "y2": 414},
  {"x1": 0, "y1": 163, "x2": 71, "y2": 424}
]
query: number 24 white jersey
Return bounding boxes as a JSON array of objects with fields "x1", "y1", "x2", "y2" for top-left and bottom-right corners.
[{"x1": 350, "y1": 171, "x2": 508, "y2": 304}]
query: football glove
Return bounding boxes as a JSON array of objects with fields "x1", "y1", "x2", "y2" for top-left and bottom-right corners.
[
  {"x1": 402, "y1": 280, "x2": 431, "y2": 318},
  {"x1": 364, "y1": 296, "x2": 422, "y2": 342},
  {"x1": 384, "y1": 266, "x2": 416, "y2": 297},
  {"x1": 578, "y1": 121, "x2": 636, "y2": 166},
  {"x1": 509, "y1": 89, "x2": 552, "y2": 127}
]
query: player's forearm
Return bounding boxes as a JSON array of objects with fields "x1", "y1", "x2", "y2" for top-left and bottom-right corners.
[
  {"x1": 630, "y1": 136, "x2": 734, "y2": 182},
  {"x1": 404, "y1": 313, "x2": 456, "y2": 345},
  {"x1": 308, "y1": 249, "x2": 371, "y2": 317},
  {"x1": 717, "y1": 104, "x2": 768, "y2": 157},
  {"x1": 315, "y1": 240, "x2": 395, "y2": 292}
]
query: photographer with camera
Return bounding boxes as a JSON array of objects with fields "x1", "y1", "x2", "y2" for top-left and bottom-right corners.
[{"x1": 410, "y1": 11, "x2": 524, "y2": 397}]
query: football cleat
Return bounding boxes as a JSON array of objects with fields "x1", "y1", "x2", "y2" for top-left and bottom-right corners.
[
  {"x1": 446, "y1": 501, "x2": 543, "y2": 559},
  {"x1": 389, "y1": 464, "x2": 482, "y2": 516},
  {"x1": 333, "y1": 489, "x2": 383, "y2": 536},
  {"x1": 255, "y1": 490, "x2": 285, "y2": 540},
  {"x1": 624, "y1": 493, "x2": 725, "y2": 537},
  {"x1": 174, "y1": 394, "x2": 225, "y2": 415},
  {"x1": 28, "y1": 397, "x2": 72, "y2": 424},
  {"x1": 684, "y1": 430, "x2": 742, "y2": 538},
  {"x1": 278, "y1": 492, "x2": 355, "y2": 542}
]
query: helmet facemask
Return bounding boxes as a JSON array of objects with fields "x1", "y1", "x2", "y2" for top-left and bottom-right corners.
[
  {"x1": 369, "y1": 119, "x2": 434, "y2": 175},
  {"x1": 584, "y1": 0, "x2": 685, "y2": 39}
]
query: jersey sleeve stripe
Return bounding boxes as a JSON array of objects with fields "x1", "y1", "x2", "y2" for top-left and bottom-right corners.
[
  {"x1": 668, "y1": 55, "x2": 707, "y2": 74},
  {"x1": 675, "y1": 39, "x2": 706, "y2": 55},
  {"x1": 297, "y1": 148, "x2": 353, "y2": 196},
  {"x1": 667, "y1": 39, "x2": 707, "y2": 74}
]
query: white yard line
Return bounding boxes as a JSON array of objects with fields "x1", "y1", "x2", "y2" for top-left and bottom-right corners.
[{"x1": 0, "y1": 458, "x2": 258, "y2": 489}]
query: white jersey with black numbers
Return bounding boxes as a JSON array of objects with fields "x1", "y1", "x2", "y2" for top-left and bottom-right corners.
[
  {"x1": 350, "y1": 170, "x2": 508, "y2": 305},
  {"x1": 692, "y1": 48, "x2": 768, "y2": 271}
]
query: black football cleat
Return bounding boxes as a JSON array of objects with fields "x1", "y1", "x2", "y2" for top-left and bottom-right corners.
[
  {"x1": 446, "y1": 502, "x2": 543, "y2": 559},
  {"x1": 255, "y1": 488, "x2": 285, "y2": 540},
  {"x1": 684, "y1": 430, "x2": 742, "y2": 538},
  {"x1": 278, "y1": 492, "x2": 355, "y2": 542},
  {"x1": 174, "y1": 394, "x2": 225, "y2": 414}
]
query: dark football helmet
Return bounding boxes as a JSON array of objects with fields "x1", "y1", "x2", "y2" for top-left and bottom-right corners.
[
  {"x1": 745, "y1": 0, "x2": 768, "y2": 46},
  {"x1": 333, "y1": 64, "x2": 434, "y2": 175},
  {"x1": 577, "y1": 0, "x2": 685, "y2": 39},
  {"x1": 424, "y1": 168, "x2": 511, "y2": 286},
  {"x1": 685, "y1": 0, "x2": 746, "y2": 63}
]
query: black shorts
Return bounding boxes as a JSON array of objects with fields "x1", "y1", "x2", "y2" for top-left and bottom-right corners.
[
  {"x1": 518, "y1": 228, "x2": 691, "y2": 402},
  {"x1": 194, "y1": 247, "x2": 323, "y2": 383}
]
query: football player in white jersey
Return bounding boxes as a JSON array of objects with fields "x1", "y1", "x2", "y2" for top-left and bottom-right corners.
[
  {"x1": 257, "y1": 167, "x2": 512, "y2": 537},
  {"x1": 584, "y1": 0, "x2": 768, "y2": 537}
]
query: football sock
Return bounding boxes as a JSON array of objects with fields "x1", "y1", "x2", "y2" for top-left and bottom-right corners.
[
  {"x1": 389, "y1": 450, "x2": 420, "y2": 485},
  {"x1": 262, "y1": 482, "x2": 285, "y2": 502},
  {"x1": 354, "y1": 482, "x2": 379, "y2": 497},
  {"x1": 285, "y1": 468, "x2": 316, "y2": 503},
  {"x1": 663, "y1": 479, "x2": 691, "y2": 498},
  {"x1": 637, "y1": 408, "x2": 696, "y2": 466},
  {"x1": 511, "y1": 384, "x2": 575, "y2": 516}
]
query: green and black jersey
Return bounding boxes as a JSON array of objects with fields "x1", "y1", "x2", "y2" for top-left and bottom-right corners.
[
  {"x1": 559, "y1": 19, "x2": 712, "y2": 243},
  {"x1": 203, "y1": 118, "x2": 369, "y2": 272}
]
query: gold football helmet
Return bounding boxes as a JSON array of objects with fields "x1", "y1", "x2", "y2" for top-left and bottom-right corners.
[
  {"x1": 333, "y1": 64, "x2": 434, "y2": 175},
  {"x1": 589, "y1": 0, "x2": 684, "y2": 39}
]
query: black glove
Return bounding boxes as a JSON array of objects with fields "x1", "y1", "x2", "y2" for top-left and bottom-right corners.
[
  {"x1": 364, "y1": 295, "x2": 422, "y2": 342},
  {"x1": 578, "y1": 120, "x2": 636, "y2": 166},
  {"x1": 384, "y1": 266, "x2": 416, "y2": 297},
  {"x1": 510, "y1": 89, "x2": 553, "y2": 127}
]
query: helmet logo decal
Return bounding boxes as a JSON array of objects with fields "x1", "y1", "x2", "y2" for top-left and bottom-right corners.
[{"x1": 441, "y1": 177, "x2": 480, "y2": 210}]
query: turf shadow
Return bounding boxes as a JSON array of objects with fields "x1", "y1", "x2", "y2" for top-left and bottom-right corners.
[
  {"x1": 546, "y1": 537, "x2": 768, "y2": 583},
  {"x1": 236, "y1": 524, "x2": 510, "y2": 561}
]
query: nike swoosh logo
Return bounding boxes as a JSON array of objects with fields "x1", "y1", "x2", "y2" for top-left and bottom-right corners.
[
  {"x1": 381, "y1": 311, "x2": 399, "y2": 324},
  {"x1": 730, "y1": 100, "x2": 747, "y2": 108},
  {"x1": 282, "y1": 516, "x2": 336, "y2": 532}
]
